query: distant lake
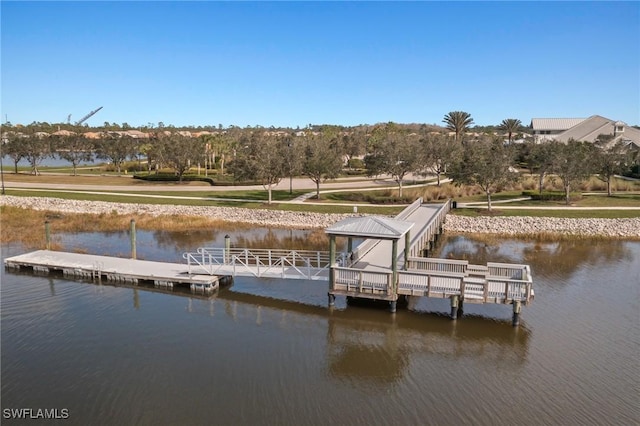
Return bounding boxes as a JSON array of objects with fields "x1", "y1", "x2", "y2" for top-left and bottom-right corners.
[
  {"x1": 1, "y1": 153, "x2": 103, "y2": 168},
  {"x1": 2, "y1": 228, "x2": 639, "y2": 425}
]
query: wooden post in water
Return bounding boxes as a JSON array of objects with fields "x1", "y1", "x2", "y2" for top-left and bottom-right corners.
[
  {"x1": 450, "y1": 295, "x2": 460, "y2": 320},
  {"x1": 44, "y1": 220, "x2": 51, "y2": 250},
  {"x1": 130, "y1": 219, "x2": 136, "y2": 259},
  {"x1": 512, "y1": 301, "x2": 522, "y2": 326},
  {"x1": 224, "y1": 235, "x2": 231, "y2": 264}
]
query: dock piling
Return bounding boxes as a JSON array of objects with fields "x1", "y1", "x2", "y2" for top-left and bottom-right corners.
[
  {"x1": 44, "y1": 221, "x2": 51, "y2": 250},
  {"x1": 224, "y1": 235, "x2": 231, "y2": 264},
  {"x1": 328, "y1": 293, "x2": 335, "y2": 307},
  {"x1": 512, "y1": 301, "x2": 522, "y2": 326},
  {"x1": 130, "y1": 219, "x2": 136, "y2": 259},
  {"x1": 450, "y1": 295, "x2": 460, "y2": 320}
]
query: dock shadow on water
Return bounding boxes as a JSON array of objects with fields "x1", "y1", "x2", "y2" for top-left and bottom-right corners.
[{"x1": 2, "y1": 229, "x2": 639, "y2": 425}]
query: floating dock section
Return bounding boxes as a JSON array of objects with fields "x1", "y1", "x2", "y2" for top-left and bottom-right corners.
[{"x1": 4, "y1": 250, "x2": 223, "y2": 293}]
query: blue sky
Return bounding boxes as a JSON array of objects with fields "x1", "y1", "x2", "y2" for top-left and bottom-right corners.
[{"x1": 2, "y1": 1, "x2": 639, "y2": 128}]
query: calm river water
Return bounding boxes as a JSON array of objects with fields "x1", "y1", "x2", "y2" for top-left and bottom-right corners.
[{"x1": 1, "y1": 228, "x2": 639, "y2": 425}]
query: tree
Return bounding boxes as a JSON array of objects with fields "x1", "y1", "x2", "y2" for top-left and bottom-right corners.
[
  {"x1": 448, "y1": 136, "x2": 519, "y2": 211},
  {"x1": 302, "y1": 129, "x2": 343, "y2": 200},
  {"x1": 159, "y1": 134, "x2": 205, "y2": 182},
  {"x1": 96, "y1": 132, "x2": 136, "y2": 175},
  {"x1": 499, "y1": 118, "x2": 522, "y2": 144},
  {"x1": 21, "y1": 133, "x2": 52, "y2": 175},
  {"x1": 593, "y1": 140, "x2": 633, "y2": 196},
  {"x1": 2, "y1": 131, "x2": 27, "y2": 173},
  {"x1": 284, "y1": 133, "x2": 304, "y2": 194},
  {"x1": 232, "y1": 132, "x2": 287, "y2": 204},
  {"x1": 551, "y1": 139, "x2": 596, "y2": 205},
  {"x1": 528, "y1": 141, "x2": 556, "y2": 194},
  {"x1": 443, "y1": 111, "x2": 474, "y2": 143},
  {"x1": 363, "y1": 123, "x2": 422, "y2": 197},
  {"x1": 339, "y1": 127, "x2": 367, "y2": 165},
  {"x1": 421, "y1": 133, "x2": 462, "y2": 186},
  {"x1": 52, "y1": 134, "x2": 93, "y2": 176}
]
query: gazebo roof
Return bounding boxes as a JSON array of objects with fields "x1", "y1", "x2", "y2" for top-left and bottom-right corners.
[{"x1": 325, "y1": 216, "x2": 414, "y2": 240}]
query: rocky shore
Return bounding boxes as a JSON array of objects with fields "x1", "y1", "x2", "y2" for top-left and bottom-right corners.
[
  {"x1": 443, "y1": 214, "x2": 640, "y2": 238},
  {"x1": 0, "y1": 196, "x2": 357, "y2": 229},
  {"x1": 2, "y1": 196, "x2": 639, "y2": 238}
]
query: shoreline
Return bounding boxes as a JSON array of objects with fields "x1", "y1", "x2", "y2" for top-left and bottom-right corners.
[{"x1": 1, "y1": 195, "x2": 639, "y2": 239}]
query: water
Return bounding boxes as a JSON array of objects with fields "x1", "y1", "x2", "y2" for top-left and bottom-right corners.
[
  {"x1": 2, "y1": 232, "x2": 639, "y2": 425},
  {"x1": 1, "y1": 154, "x2": 103, "y2": 168}
]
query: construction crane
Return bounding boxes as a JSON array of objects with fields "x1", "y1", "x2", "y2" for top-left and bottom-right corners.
[{"x1": 75, "y1": 106, "x2": 103, "y2": 126}]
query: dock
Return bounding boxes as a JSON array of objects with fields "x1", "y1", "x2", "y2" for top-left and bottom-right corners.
[
  {"x1": 4, "y1": 198, "x2": 534, "y2": 325},
  {"x1": 4, "y1": 250, "x2": 223, "y2": 293}
]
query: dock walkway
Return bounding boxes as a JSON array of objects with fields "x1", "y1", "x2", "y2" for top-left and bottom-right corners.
[{"x1": 4, "y1": 250, "x2": 220, "y2": 293}]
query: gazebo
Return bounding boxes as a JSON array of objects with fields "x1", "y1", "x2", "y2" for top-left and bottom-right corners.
[{"x1": 325, "y1": 216, "x2": 414, "y2": 312}]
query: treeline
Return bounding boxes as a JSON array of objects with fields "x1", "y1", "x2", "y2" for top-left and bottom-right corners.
[
  {"x1": 1, "y1": 112, "x2": 637, "y2": 208},
  {"x1": 2, "y1": 123, "x2": 638, "y2": 208}
]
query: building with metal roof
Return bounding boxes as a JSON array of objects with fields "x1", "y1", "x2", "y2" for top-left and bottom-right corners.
[
  {"x1": 530, "y1": 115, "x2": 640, "y2": 150},
  {"x1": 530, "y1": 118, "x2": 586, "y2": 142}
]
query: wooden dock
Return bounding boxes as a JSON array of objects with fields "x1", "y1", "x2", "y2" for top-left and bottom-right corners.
[
  {"x1": 4, "y1": 250, "x2": 223, "y2": 293},
  {"x1": 325, "y1": 199, "x2": 534, "y2": 325}
]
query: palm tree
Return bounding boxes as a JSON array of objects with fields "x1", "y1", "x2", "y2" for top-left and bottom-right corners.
[
  {"x1": 499, "y1": 118, "x2": 522, "y2": 144},
  {"x1": 442, "y1": 111, "x2": 474, "y2": 142}
]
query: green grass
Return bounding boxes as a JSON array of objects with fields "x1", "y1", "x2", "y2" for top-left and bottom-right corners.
[{"x1": 2, "y1": 189, "x2": 403, "y2": 215}]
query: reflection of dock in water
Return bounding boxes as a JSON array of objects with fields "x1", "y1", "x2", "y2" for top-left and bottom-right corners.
[
  {"x1": 176, "y1": 289, "x2": 531, "y2": 384},
  {"x1": 326, "y1": 314, "x2": 530, "y2": 383}
]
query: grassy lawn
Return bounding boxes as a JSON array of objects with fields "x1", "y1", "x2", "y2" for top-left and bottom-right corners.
[
  {"x1": 1, "y1": 172, "x2": 216, "y2": 186},
  {"x1": 2, "y1": 189, "x2": 403, "y2": 215}
]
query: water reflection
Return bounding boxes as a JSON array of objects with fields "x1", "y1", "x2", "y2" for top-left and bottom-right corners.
[
  {"x1": 57, "y1": 227, "x2": 343, "y2": 262},
  {"x1": 438, "y1": 234, "x2": 633, "y2": 280},
  {"x1": 177, "y1": 287, "x2": 530, "y2": 385}
]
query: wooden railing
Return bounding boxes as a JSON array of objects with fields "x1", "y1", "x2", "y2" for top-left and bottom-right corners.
[
  {"x1": 332, "y1": 267, "x2": 393, "y2": 296},
  {"x1": 396, "y1": 255, "x2": 534, "y2": 304},
  {"x1": 407, "y1": 199, "x2": 451, "y2": 258},
  {"x1": 406, "y1": 257, "x2": 468, "y2": 274}
]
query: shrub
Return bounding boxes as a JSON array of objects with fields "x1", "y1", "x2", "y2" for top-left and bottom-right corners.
[
  {"x1": 347, "y1": 158, "x2": 365, "y2": 169},
  {"x1": 133, "y1": 174, "x2": 215, "y2": 185},
  {"x1": 522, "y1": 190, "x2": 582, "y2": 202}
]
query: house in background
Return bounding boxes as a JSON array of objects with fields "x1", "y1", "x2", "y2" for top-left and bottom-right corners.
[
  {"x1": 530, "y1": 118, "x2": 586, "y2": 143},
  {"x1": 530, "y1": 115, "x2": 640, "y2": 150}
]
